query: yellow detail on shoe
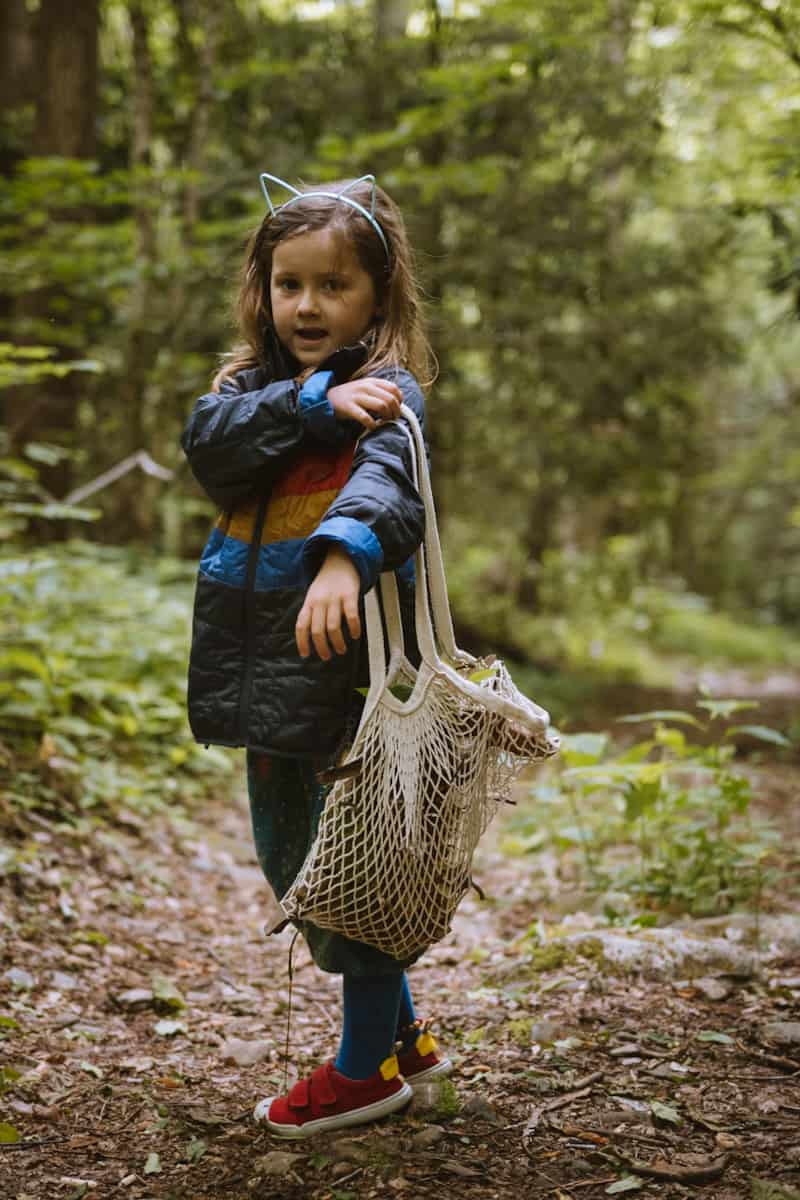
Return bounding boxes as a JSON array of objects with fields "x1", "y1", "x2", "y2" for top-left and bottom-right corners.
[
  {"x1": 416, "y1": 1032, "x2": 436, "y2": 1057},
  {"x1": 379, "y1": 1053, "x2": 400, "y2": 1081}
]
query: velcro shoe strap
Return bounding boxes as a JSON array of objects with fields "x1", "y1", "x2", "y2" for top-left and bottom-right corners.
[
  {"x1": 311, "y1": 1063, "x2": 338, "y2": 1108},
  {"x1": 288, "y1": 1076, "x2": 311, "y2": 1111}
]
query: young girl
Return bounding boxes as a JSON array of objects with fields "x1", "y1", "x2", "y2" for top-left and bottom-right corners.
[{"x1": 181, "y1": 174, "x2": 452, "y2": 1138}]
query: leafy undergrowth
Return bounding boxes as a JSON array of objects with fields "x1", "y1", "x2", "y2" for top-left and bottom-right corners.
[
  {"x1": 1, "y1": 767, "x2": 799, "y2": 1200},
  {"x1": 0, "y1": 543, "x2": 233, "y2": 845},
  {"x1": 504, "y1": 701, "x2": 797, "y2": 920}
]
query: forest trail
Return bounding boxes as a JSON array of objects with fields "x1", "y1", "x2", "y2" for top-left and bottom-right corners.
[{"x1": 2, "y1": 774, "x2": 799, "y2": 1200}]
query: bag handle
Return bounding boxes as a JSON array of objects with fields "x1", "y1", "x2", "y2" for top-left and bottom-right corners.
[
  {"x1": 358, "y1": 405, "x2": 462, "y2": 728},
  {"x1": 359, "y1": 404, "x2": 550, "y2": 736},
  {"x1": 396, "y1": 406, "x2": 468, "y2": 665},
  {"x1": 374, "y1": 406, "x2": 456, "y2": 674},
  {"x1": 375, "y1": 406, "x2": 472, "y2": 670}
]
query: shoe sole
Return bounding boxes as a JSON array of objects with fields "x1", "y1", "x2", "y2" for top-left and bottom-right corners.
[
  {"x1": 254, "y1": 1081, "x2": 413, "y2": 1139},
  {"x1": 406, "y1": 1057, "x2": 454, "y2": 1089}
]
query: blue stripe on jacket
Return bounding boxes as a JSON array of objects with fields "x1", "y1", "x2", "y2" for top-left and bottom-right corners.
[{"x1": 198, "y1": 518, "x2": 384, "y2": 595}]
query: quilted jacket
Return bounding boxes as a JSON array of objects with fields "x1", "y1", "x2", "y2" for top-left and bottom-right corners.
[{"x1": 180, "y1": 343, "x2": 426, "y2": 759}]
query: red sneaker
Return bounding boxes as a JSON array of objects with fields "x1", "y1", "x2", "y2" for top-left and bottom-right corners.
[
  {"x1": 253, "y1": 1054, "x2": 412, "y2": 1139},
  {"x1": 396, "y1": 1023, "x2": 453, "y2": 1089}
]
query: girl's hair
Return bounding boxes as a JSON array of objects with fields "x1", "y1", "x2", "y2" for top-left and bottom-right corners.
[{"x1": 212, "y1": 178, "x2": 435, "y2": 391}]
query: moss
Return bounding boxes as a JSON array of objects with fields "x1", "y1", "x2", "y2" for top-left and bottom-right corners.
[
  {"x1": 528, "y1": 943, "x2": 574, "y2": 972},
  {"x1": 504, "y1": 1017, "x2": 533, "y2": 1045},
  {"x1": 574, "y1": 936, "x2": 606, "y2": 962},
  {"x1": 463, "y1": 1025, "x2": 490, "y2": 1046},
  {"x1": 430, "y1": 1077, "x2": 461, "y2": 1120},
  {"x1": 751, "y1": 1182, "x2": 800, "y2": 1200}
]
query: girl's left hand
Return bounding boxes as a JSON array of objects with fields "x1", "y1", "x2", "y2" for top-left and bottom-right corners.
[{"x1": 296, "y1": 546, "x2": 361, "y2": 660}]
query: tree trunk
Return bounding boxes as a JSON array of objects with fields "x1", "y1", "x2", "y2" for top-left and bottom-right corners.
[
  {"x1": 0, "y1": 0, "x2": 34, "y2": 407},
  {"x1": 114, "y1": 0, "x2": 158, "y2": 538},
  {"x1": 33, "y1": 0, "x2": 99, "y2": 158},
  {"x1": 183, "y1": 4, "x2": 219, "y2": 237},
  {"x1": 8, "y1": 0, "x2": 100, "y2": 507},
  {"x1": 0, "y1": 0, "x2": 35, "y2": 174}
]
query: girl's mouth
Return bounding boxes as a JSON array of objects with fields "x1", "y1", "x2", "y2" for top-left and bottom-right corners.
[{"x1": 296, "y1": 328, "x2": 328, "y2": 342}]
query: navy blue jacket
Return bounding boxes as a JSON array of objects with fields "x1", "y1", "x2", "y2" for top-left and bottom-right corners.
[{"x1": 180, "y1": 346, "x2": 426, "y2": 758}]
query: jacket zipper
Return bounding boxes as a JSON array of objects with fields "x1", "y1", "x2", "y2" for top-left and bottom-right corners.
[{"x1": 237, "y1": 494, "x2": 269, "y2": 744}]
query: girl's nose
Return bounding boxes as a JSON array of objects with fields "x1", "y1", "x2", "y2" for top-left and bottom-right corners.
[{"x1": 297, "y1": 288, "x2": 319, "y2": 315}]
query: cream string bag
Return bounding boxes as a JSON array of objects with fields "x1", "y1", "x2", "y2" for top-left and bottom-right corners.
[{"x1": 278, "y1": 405, "x2": 559, "y2": 960}]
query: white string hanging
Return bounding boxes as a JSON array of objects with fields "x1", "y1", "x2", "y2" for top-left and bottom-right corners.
[{"x1": 278, "y1": 406, "x2": 560, "y2": 960}]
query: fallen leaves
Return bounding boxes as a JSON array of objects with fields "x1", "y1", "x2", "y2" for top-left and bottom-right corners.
[
  {"x1": 151, "y1": 975, "x2": 186, "y2": 1013},
  {"x1": 152, "y1": 1018, "x2": 186, "y2": 1037},
  {"x1": 143, "y1": 1150, "x2": 161, "y2": 1174},
  {"x1": 2, "y1": 764, "x2": 800, "y2": 1199},
  {"x1": 649, "y1": 1099, "x2": 681, "y2": 1126},
  {"x1": 695, "y1": 1029, "x2": 734, "y2": 1044},
  {"x1": 606, "y1": 1176, "x2": 644, "y2": 1194}
]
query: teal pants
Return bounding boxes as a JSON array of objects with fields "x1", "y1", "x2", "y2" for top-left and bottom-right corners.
[{"x1": 246, "y1": 750, "x2": 420, "y2": 976}]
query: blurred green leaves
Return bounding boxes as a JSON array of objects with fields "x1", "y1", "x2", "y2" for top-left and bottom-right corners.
[{"x1": 0, "y1": 544, "x2": 232, "y2": 824}]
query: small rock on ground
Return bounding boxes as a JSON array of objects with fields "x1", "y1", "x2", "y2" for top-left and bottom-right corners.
[
  {"x1": 694, "y1": 976, "x2": 733, "y2": 1000},
  {"x1": 762, "y1": 1021, "x2": 800, "y2": 1046},
  {"x1": 328, "y1": 1137, "x2": 374, "y2": 1165},
  {"x1": 411, "y1": 1124, "x2": 446, "y2": 1149},
  {"x1": 253, "y1": 1150, "x2": 304, "y2": 1177},
  {"x1": 463, "y1": 1095, "x2": 499, "y2": 1123},
  {"x1": 221, "y1": 1037, "x2": 273, "y2": 1066}
]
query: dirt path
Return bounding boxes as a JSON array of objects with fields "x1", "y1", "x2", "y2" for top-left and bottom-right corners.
[{"x1": 2, "y1": 776, "x2": 799, "y2": 1200}]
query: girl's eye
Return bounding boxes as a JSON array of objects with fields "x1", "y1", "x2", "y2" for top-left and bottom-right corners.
[
  {"x1": 278, "y1": 279, "x2": 299, "y2": 291},
  {"x1": 323, "y1": 278, "x2": 343, "y2": 292}
]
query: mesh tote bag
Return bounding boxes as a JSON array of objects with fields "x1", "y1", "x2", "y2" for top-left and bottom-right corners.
[{"x1": 278, "y1": 405, "x2": 560, "y2": 960}]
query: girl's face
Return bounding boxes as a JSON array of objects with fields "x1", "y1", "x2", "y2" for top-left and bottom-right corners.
[{"x1": 269, "y1": 228, "x2": 380, "y2": 368}]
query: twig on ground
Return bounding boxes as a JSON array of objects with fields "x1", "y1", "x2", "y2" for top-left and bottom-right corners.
[
  {"x1": 541, "y1": 1084, "x2": 596, "y2": 1113},
  {"x1": 521, "y1": 1084, "x2": 598, "y2": 1151},
  {"x1": 0, "y1": 1136, "x2": 60, "y2": 1152},
  {"x1": 739, "y1": 1041, "x2": 800, "y2": 1072},
  {"x1": 504, "y1": 1083, "x2": 599, "y2": 1134},
  {"x1": 554, "y1": 1121, "x2": 667, "y2": 1152},
  {"x1": 569, "y1": 1070, "x2": 605, "y2": 1090},
  {"x1": 704, "y1": 1069, "x2": 800, "y2": 1081},
  {"x1": 328, "y1": 1167, "x2": 364, "y2": 1186},
  {"x1": 606, "y1": 1151, "x2": 730, "y2": 1183},
  {"x1": 552, "y1": 1178, "x2": 619, "y2": 1192}
]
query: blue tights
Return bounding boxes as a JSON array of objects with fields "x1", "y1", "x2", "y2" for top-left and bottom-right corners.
[{"x1": 334, "y1": 972, "x2": 418, "y2": 1080}]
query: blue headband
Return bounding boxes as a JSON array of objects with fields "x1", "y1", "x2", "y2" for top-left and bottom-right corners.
[{"x1": 259, "y1": 172, "x2": 390, "y2": 261}]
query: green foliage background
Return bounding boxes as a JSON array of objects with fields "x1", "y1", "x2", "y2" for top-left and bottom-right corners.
[{"x1": 2, "y1": 0, "x2": 799, "y2": 727}]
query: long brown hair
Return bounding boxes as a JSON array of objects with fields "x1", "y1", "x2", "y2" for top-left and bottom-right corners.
[{"x1": 212, "y1": 178, "x2": 435, "y2": 392}]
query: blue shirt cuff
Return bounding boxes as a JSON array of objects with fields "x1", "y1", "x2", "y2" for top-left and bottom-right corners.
[
  {"x1": 304, "y1": 516, "x2": 384, "y2": 593},
  {"x1": 298, "y1": 370, "x2": 337, "y2": 440}
]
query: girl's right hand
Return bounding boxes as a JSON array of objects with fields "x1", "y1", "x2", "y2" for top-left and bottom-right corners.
[{"x1": 328, "y1": 378, "x2": 402, "y2": 430}]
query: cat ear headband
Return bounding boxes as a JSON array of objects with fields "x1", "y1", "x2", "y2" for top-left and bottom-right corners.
[{"x1": 259, "y1": 172, "x2": 390, "y2": 261}]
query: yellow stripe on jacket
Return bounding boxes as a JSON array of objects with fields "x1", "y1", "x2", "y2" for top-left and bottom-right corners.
[{"x1": 215, "y1": 442, "x2": 357, "y2": 545}]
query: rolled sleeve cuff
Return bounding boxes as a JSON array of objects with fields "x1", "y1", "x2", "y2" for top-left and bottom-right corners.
[
  {"x1": 298, "y1": 370, "x2": 337, "y2": 440},
  {"x1": 304, "y1": 516, "x2": 384, "y2": 593}
]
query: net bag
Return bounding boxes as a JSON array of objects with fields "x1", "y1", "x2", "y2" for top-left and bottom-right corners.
[{"x1": 278, "y1": 405, "x2": 559, "y2": 961}]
